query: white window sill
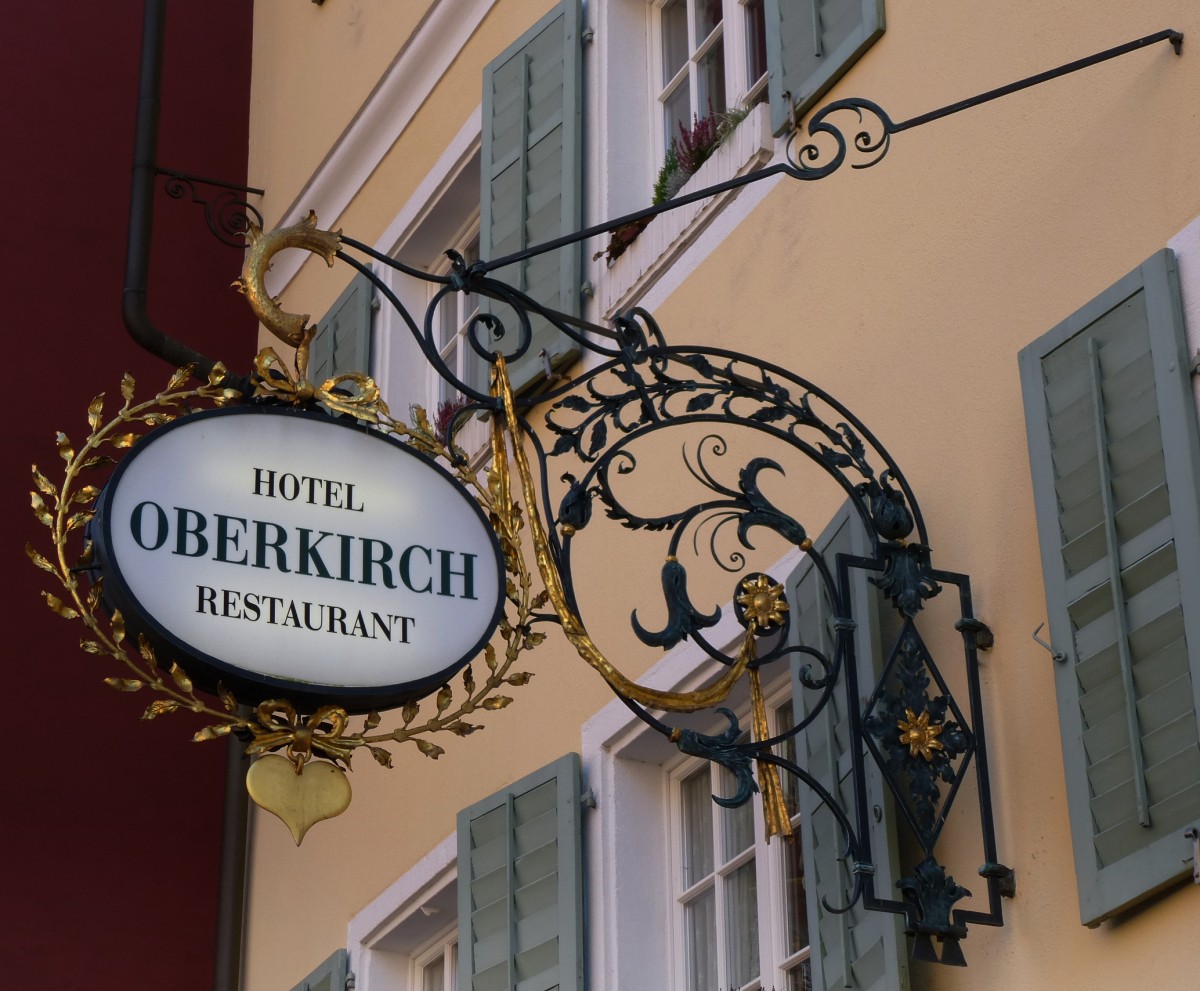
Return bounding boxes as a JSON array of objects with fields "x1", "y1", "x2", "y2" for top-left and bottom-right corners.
[{"x1": 597, "y1": 101, "x2": 774, "y2": 318}]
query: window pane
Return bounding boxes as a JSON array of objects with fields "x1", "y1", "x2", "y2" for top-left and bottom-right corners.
[
  {"x1": 744, "y1": 0, "x2": 768, "y2": 86},
  {"x1": 695, "y1": 0, "x2": 723, "y2": 46},
  {"x1": 724, "y1": 860, "x2": 759, "y2": 990},
  {"x1": 684, "y1": 887, "x2": 718, "y2": 991},
  {"x1": 437, "y1": 296, "x2": 458, "y2": 351},
  {"x1": 786, "y1": 959, "x2": 813, "y2": 991},
  {"x1": 681, "y1": 767, "x2": 715, "y2": 886},
  {"x1": 422, "y1": 954, "x2": 445, "y2": 991},
  {"x1": 719, "y1": 750, "x2": 755, "y2": 860},
  {"x1": 775, "y1": 700, "x2": 801, "y2": 818},
  {"x1": 781, "y1": 831, "x2": 810, "y2": 955},
  {"x1": 663, "y1": 80, "x2": 693, "y2": 152},
  {"x1": 696, "y1": 43, "x2": 726, "y2": 116},
  {"x1": 661, "y1": 0, "x2": 689, "y2": 85}
]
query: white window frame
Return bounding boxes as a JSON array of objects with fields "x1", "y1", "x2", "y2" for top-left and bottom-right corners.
[
  {"x1": 413, "y1": 925, "x2": 458, "y2": 991},
  {"x1": 346, "y1": 834, "x2": 458, "y2": 991},
  {"x1": 370, "y1": 111, "x2": 492, "y2": 465},
  {"x1": 588, "y1": 1, "x2": 780, "y2": 318},
  {"x1": 426, "y1": 219, "x2": 490, "y2": 460},
  {"x1": 582, "y1": 545, "x2": 810, "y2": 991},
  {"x1": 650, "y1": 0, "x2": 768, "y2": 162},
  {"x1": 666, "y1": 684, "x2": 812, "y2": 991}
]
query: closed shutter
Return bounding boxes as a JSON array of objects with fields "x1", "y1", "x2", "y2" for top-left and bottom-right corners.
[
  {"x1": 1019, "y1": 248, "x2": 1200, "y2": 925},
  {"x1": 764, "y1": 0, "x2": 885, "y2": 136},
  {"x1": 309, "y1": 271, "x2": 375, "y2": 382},
  {"x1": 290, "y1": 949, "x2": 348, "y2": 991},
  {"x1": 457, "y1": 753, "x2": 584, "y2": 991},
  {"x1": 477, "y1": 0, "x2": 583, "y2": 396},
  {"x1": 789, "y1": 504, "x2": 909, "y2": 990}
]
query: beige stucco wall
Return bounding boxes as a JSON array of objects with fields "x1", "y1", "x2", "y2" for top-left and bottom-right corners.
[{"x1": 243, "y1": 1, "x2": 1200, "y2": 989}]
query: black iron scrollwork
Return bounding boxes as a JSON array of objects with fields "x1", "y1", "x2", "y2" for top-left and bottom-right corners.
[
  {"x1": 158, "y1": 169, "x2": 265, "y2": 247},
  {"x1": 267, "y1": 26, "x2": 1195, "y2": 962}
]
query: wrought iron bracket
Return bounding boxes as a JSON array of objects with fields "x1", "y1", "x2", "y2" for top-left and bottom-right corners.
[
  {"x1": 122, "y1": 20, "x2": 1186, "y2": 969},
  {"x1": 157, "y1": 168, "x2": 265, "y2": 247}
]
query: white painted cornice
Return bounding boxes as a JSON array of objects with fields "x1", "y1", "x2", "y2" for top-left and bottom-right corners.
[{"x1": 264, "y1": 0, "x2": 498, "y2": 298}]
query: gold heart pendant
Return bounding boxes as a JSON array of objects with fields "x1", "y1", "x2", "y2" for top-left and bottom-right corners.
[{"x1": 246, "y1": 754, "x2": 352, "y2": 845}]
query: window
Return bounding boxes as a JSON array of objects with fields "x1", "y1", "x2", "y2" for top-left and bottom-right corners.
[
  {"x1": 428, "y1": 222, "x2": 490, "y2": 458},
  {"x1": 583, "y1": 513, "x2": 909, "y2": 991},
  {"x1": 1019, "y1": 247, "x2": 1200, "y2": 925},
  {"x1": 345, "y1": 834, "x2": 458, "y2": 991},
  {"x1": 669, "y1": 693, "x2": 812, "y2": 991},
  {"x1": 415, "y1": 930, "x2": 458, "y2": 991},
  {"x1": 430, "y1": 225, "x2": 480, "y2": 413},
  {"x1": 655, "y1": 0, "x2": 768, "y2": 150}
]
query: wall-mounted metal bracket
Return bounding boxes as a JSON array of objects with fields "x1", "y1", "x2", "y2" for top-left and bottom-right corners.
[
  {"x1": 157, "y1": 168, "x2": 264, "y2": 248},
  {"x1": 956, "y1": 617, "x2": 994, "y2": 651},
  {"x1": 980, "y1": 862, "x2": 1017, "y2": 898}
]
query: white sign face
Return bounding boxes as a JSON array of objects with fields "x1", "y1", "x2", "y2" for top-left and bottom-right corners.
[{"x1": 93, "y1": 407, "x2": 504, "y2": 711}]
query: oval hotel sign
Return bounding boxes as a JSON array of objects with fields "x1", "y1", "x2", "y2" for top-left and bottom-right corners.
[{"x1": 91, "y1": 406, "x2": 505, "y2": 712}]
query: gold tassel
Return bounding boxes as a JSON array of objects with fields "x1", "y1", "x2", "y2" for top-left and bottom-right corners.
[{"x1": 750, "y1": 666, "x2": 793, "y2": 840}]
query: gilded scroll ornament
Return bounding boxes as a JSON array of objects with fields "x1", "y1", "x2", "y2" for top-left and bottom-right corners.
[{"x1": 232, "y1": 210, "x2": 342, "y2": 348}]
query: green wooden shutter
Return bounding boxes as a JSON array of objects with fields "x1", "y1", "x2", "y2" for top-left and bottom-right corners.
[
  {"x1": 457, "y1": 753, "x2": 584, "y2": 991},
  {"x1": 1019, "y1": 248, "x2": 1200, "y2": 926},
  {"x1": 290, "y1": 949, "x2": 348, "y2": 991},
  {"x1": 788, "y1": 504, "x2": 909, "y2": 991},
  {"x1": 310, "y1": 271, "x2": 375, "y2": 382},
  {"x1": 478, "y1": 0, "x2": 583, "y2": 395},
  {"x1": 764, "y1": 0, "x2": 885, "y2": 136}
]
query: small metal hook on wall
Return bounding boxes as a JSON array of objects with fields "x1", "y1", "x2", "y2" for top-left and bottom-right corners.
[{"x1": 1031, "y1": 623, "x2": 1067, "y2": 663}]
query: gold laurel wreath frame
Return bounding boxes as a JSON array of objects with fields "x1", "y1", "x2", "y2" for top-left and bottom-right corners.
[
  {"x1": 27, "y1": 212, "x2": 791, "y2": 837},
  {"x1": 27, "y1": 355, "x2": 545, "y2": 772}
]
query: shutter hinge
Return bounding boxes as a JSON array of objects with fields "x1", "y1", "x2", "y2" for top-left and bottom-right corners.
[
  {"x1": 581, "y1": 787, "x2": 597, "y2": 809},
  {"x1": 1189, "y1": 350, "x2": 1200, "y2": 376},
  {"x1": 1185, "y1": 826, "x2": 1200, "y2": 884},
  {"x1": 581, "y1": 26, "x2": 595, "y2": 45},
  {"x1": 540, "y1": 349, "x2": 567, "y2": 386},
  {"x1": 580, "y1": 280, "x2": 595, "y2": 298}
]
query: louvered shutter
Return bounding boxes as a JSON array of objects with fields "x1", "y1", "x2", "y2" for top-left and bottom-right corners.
[
  {"x1": 1019, "y1": 248, "x2": 1200, "y2": 925},
  {"x1": 478, "y1": 0, "x2": 583, "y2": 396},
  {"x1": 764, "y1": 0, "x2": 885, "y2": 136},
  {"x1": 457, "y1": 753, "x2": 584, "y2": 991},
  {"x1": 309, "y1": 271, "x2": 375, "y2": 381},
  {"x1": 290, "y1": 949, "x2": 348, "y2": 991},
  {"x1": 788, "y1": 504, "x2": 909, "y2": 991}
]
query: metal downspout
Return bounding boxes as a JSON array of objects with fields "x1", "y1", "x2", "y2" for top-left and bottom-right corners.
[
  {"x1": 123, "y1": 4, "x2": 251, "y2": 990},
  {"x1": 123, "y1": 0, "x2": 229, "y2": 380}
]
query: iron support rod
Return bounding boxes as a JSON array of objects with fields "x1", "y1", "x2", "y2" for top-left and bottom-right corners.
[
  {"x1": 479, "y1": 28, "x2": 1182, "y2": 275},
  {"x1": 890, "y1": 29, "x2": 1183, "y2": 133},
  {"x1": 156, "y1": 167, "x2": 265, "y2": 196}
]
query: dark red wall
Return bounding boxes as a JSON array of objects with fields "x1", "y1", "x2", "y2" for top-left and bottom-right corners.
[{"x1": 3, "y1": 4, "x2": 253, "y2": 989}]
